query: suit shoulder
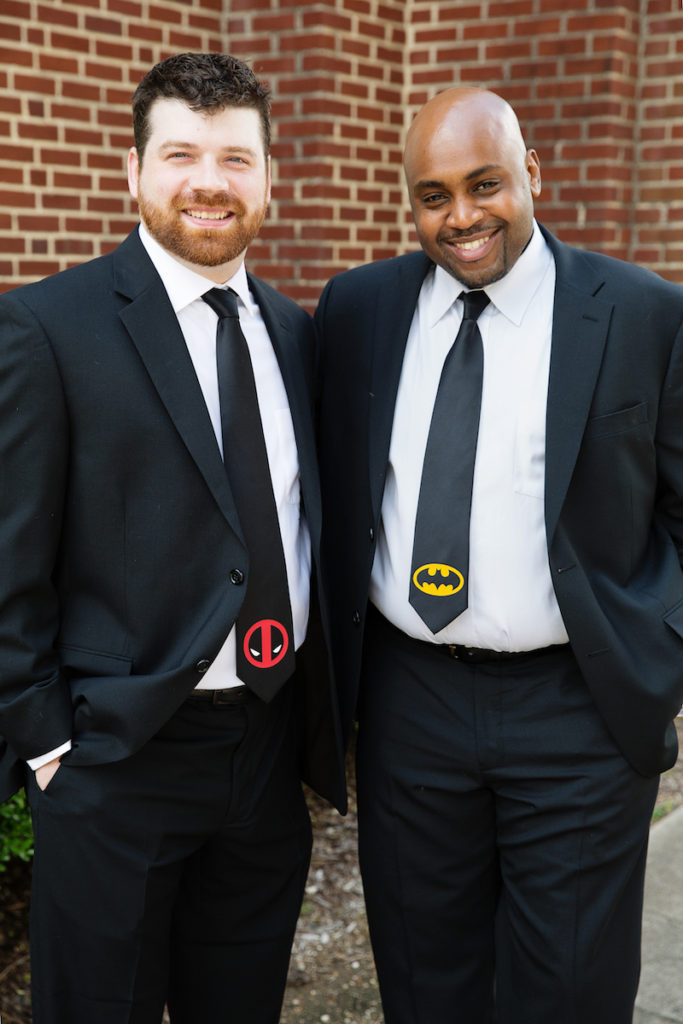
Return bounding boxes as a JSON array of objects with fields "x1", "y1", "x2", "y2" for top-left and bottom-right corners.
[
  {"x1": 582, "y1": 247, "x2": 682, "y2": 294},
  {"x1": 247, "y1": 273, "x2": 311, "y2": 326},
  {"x1": 544, "y1": 227, "x2": 683, "y2": 307},
  {"x1": 322, "y1": 251, "x2": 429, "y2": 293},
  {"x1": 0, "y1": 248, "x2": 116, "y2": 316},
  {"x1": 576, "y1": 250, "x2": 683, "y2": 335}
]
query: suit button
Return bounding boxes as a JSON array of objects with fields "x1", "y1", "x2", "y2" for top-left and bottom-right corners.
[
  {"x1": 369, "y1": 527, "x2": 375, "y2": 542},
  {"x1": 230, "y1": 569, "x2": 245, "y2": 585},
  {"x1": 195, "y1": 658, "x2": 211, "y2": 674},
  {"x1": 352, "y1": 610, "x2": 361, "y2": 625}
]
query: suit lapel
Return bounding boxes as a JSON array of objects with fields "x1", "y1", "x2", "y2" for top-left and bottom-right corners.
[
  {"x1": 542, "y1": 229, "x2": 613, "y2": 543},
  {"x1": 112, "y1": 231, "x2": 244, "y2": 540},
  {"x1": 248, "y1": 273, "x2": 312, "y2": 442},
  {"x1": 368, "y1": 252, "x2": 432, "y2": 520},
  {"x1": 248, "y1": 274, "x2": 323, "y2": 551}
]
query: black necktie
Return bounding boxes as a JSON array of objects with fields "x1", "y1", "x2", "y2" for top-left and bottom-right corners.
[
  {"x1": 409, "y1": 289, "x2": 490, "y2": 633},
  {"x1": 203, "y1": 287, "x2": 295, "y2": 699}
]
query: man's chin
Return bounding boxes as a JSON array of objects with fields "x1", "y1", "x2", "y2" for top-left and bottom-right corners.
[
  {"x1": 438, "y1": 254, "x2": 506, "y2": 290},
  {"x1": 176, "y1": 243, "x2": 245, "y2": 268},
  {"x1": 150, "y1": 228, "x2": 251, "y2": 269}
]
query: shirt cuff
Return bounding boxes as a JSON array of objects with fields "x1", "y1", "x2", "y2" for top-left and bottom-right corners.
[{"x1": 27, "y1": 740, "x2": 72, "y2": 771}]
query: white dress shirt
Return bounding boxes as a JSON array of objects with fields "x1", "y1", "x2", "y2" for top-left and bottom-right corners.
[
  {"x1": 29, "y1": 225, "x2": 311, "y2": 767},
  {"x1": 370, "y1": 222, "x2": 569, "y2": 651},
  {"x1": 138, "y1": 224, "x2": 311, "y2": 686}
]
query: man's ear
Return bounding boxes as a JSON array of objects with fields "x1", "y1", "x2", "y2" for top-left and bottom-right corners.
[
  {"x1": 127, "y1": 147, "x2": 140, "y2": 201},
  {"x1": 526, "y1": 148, "x2": 542, "y2": 199}
]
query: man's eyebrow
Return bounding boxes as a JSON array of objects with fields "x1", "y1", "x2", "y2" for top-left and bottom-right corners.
[
  {"x1": 414, "y1": 179, "x2": 447, "y2": 191},
  {"x1": 158, "y1": 141, "x2": 258, "y2": 156},
  {"x1": 464, "y1": 164, "x2": 504, "y2": 181},
  {"x1": 413, "y1": 165, "x2": 505, "y2": 191},
  {"x1": 158, "y1": 140, "x2": 198, "y2": 151}
]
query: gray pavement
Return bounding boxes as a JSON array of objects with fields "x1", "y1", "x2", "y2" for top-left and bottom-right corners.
[{"x1": 635, "y1": 805, "x2": 683, "y2": 1022}]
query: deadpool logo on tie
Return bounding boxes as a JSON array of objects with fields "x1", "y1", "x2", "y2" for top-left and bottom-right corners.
[{"x1": 243, "y1": 619, "x2": 290, "y2": 669}]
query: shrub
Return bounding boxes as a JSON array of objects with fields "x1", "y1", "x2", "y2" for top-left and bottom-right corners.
[{"x1": 0, "y1": 791, "x2": 34, "y2": 870}]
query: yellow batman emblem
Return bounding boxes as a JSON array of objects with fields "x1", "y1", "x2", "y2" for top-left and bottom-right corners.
[{"x1": 412, "y1": 563, "x2": 464, "y2": 597}]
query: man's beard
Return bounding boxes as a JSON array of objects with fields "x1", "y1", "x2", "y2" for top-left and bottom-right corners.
[{"x1": 137, "y1": 188, "x2": 268, "y2": 268}]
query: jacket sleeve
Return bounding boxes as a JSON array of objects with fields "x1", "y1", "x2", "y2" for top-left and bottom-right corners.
[
  {"x1": 0, "y1": 292, "x2": 73, "y2": 760},
  {"x1": 655, "y1": 310, "x2": 683, "y2": 568}
]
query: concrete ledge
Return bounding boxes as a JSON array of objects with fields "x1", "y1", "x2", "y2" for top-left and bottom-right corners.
[{"x1": 634, "y1": 806, "x2": 683, "y2": 1023}]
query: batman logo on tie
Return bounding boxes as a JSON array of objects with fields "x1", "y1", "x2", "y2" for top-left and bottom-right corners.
[
  {"x1": 243, "y1": 619, "x2": 290, "y2": 669},
  {"x1": 412, "y1": 563, "x2": 465, "y2": 597}
]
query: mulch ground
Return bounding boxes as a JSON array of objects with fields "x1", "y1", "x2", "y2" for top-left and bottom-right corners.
[{"x1": 2, "y1": 720, "x2": 682, "y2": 1024}]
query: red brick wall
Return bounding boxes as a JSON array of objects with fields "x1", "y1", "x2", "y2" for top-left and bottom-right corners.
[
  {"x1": 406, "y1": 0, "x2": 683, "y2": 283},
  {"x1": 634, "y1": 0, "x2": 683, "y2": 281},
  {"x1": 0, "y1": 0, "x2": 225, "y2": 290},
  {"x1": 227, "y1": 0, "x2": 407, "y2": 306},
  {"x1": 1, "y1": 0, "x2": 682, "y2": 304}
]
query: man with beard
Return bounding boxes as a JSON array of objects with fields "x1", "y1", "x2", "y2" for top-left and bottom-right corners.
[
  {"x1": 316, "y1": 87, "x2": 683, "y2": 1023},
  {"x1": 0, "y1": 52, "x2": 345, "y2": 1024}
]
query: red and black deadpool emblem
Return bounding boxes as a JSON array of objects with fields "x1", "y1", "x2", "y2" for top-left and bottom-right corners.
[{"x1": 243, "y1": 619, "x2": 289, "y2": 669}]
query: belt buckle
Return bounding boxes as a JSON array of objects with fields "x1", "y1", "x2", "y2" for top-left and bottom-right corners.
[
  {"x1": 212, "y1": 686, "x2": 249, "y2": 705},
  {"x1": 447, "y1": 644, "x2": 485, "y2": 664}
]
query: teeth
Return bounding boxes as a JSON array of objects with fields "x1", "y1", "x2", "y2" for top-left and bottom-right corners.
[
  {"x1": 457, "y1": 234, "x2": 490, "y2": 251},
  {"x1": 187, "y1": 210, "x2": 229, "y2": 221}
]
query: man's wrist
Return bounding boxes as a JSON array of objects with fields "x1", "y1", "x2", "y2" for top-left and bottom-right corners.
[{"x1": 27, "y1": 740, "x2": 72, "y2": 771}]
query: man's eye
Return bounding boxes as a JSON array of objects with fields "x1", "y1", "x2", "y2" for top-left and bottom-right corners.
[{"x1": 475, "y1": 180, "x2": 499, "y2": 192}]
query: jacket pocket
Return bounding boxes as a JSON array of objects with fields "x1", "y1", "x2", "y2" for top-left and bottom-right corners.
[
  {"x1": 57, "y1": 643, "x2": 133, "y2": 676},
  {"x1": 583, "y1": 402, "x2": 648, "y2": 441},
  {"x1": 664, "y1": 598, "x2": 683, "y2": 642}
]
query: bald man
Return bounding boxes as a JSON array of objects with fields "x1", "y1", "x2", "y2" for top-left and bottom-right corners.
[{"x1": 315, "y1": 88, "x2": 683, "y2": 1023}]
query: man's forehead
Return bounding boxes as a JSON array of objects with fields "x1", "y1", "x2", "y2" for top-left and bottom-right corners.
[
  {"x1": 406, "y1": 116, "x2": 524, "y2": 182},
  {"x1": 147, "y1": 97, "x2": 258, "y2": 127},
  {"x1": 406, "y1": 93, "x2": 523, "y2": 164}
]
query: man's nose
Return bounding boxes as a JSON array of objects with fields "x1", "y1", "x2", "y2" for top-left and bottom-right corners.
[
  {"x1": 189, "y1": 155, "x2": 229, "y2": 193},
  {"x1": 445, "y1": 195, "x2": 484, "y2": 230}
]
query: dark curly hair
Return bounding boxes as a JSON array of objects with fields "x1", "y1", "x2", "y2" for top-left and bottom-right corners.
[{"x1": 132, "y1": 53, "x2": 271, "y2": 164}]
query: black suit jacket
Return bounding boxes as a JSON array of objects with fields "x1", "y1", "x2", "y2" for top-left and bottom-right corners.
[
  {"x1": 0, "y1": 229, "x2": 346, "y2": 810},
  {"x1": 316, "y1": 225, "x2": 683, "y2": 777}
]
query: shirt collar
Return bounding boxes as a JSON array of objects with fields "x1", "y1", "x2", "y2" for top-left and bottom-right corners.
[
  {"x1": 429, "y1": 220, "x2": 553, "y2": 328},
  {"x1": 137, "y1": 222, "x2": 251, "y2": 315}
]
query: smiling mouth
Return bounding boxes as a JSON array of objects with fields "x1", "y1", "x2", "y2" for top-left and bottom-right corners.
[
  {"x1": 457, "y1": 234, "x2": 491, "y2": 251},
  {"x1": 442, "y1": 228, "x2": 500, "y2": 261},
  {"x1": 182, "y1": 208, "x2": 235, "y2": 223}
]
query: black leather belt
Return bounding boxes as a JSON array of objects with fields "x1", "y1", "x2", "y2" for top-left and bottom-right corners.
[
  {"x1": 444, "y1": 643, "x2": 568, "y2": 664},
  {"x1": 369, "y1": 605, "x2": 568, "y2": 665},
  {"x1": 187, "y1": 686, "x2": 251, "y2": 705}
]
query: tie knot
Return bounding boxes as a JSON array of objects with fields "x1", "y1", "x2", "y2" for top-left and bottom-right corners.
[
  {"x1": 203, "y1": 287, "x2": 240, "y2": 320},
  {"x1": 459, "y1": 290, "x2": 489, "y2": 322}
]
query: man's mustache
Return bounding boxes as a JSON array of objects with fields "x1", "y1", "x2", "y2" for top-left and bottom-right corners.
[{"x1": 175, "y1": 190, "x2": 246, "y2": 214}]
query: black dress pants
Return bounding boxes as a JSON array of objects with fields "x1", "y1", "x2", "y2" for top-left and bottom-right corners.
[
  {"x1": 27, "y1": 682, "x2": 311, "y2": 1024},
  {"x1": 356, "y1": 612, "x2": 659, "y2": 1024}
]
